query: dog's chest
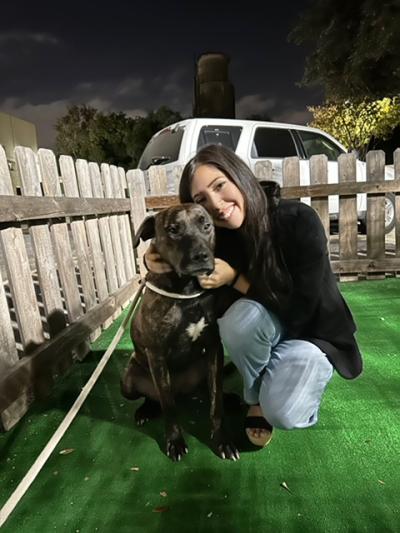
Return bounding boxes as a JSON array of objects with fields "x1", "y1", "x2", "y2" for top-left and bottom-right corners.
[
  {"x1": 135, "y1": 294, "x2": 217, "y2": 348},
  {"x1": 185, "y1": 316, "x2": 208, "y2": 341},
  {"x1": 170, "y1": 299, "x2": 216, "y2": 346}
]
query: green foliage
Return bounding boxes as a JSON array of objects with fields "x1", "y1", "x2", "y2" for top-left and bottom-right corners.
[
  {"x1": 55, "y1": 105, "x2": 183, "y2": 168},
  {"x1": 289, "y1": 0, "x2": 400, "y2": 100},
  {"x1": 308, "y1": 97, "x2": 400, "y2": 159}
]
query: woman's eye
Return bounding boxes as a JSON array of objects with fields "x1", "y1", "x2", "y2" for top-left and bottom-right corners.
[{"x1": 215, "y1": 181, "x2": 225, "y2": 191}]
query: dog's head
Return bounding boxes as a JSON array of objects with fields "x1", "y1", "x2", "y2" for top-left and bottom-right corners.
[{"x1": 133, "y1": 203, "x2": 215, "y2": 276}]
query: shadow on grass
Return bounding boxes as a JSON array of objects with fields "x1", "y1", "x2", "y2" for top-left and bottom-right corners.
[{"x1": 124, "y1": 370, "x2": 267, "y2": 460}]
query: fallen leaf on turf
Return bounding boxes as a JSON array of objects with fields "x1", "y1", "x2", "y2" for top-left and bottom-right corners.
[
  {"x1": 378, "y1": 480, "x2": 385, "y2": 485},
  {"x1": 59, "y1": 448, "x2": 75, "y2": 455},
  {"x1": 130, "y1": 467, "x2": 140, "y2": 472},
  {"x1": 280, "y1": 481, "x2": 292, "y2": 494},
  {"x1": 153, "y1": 506, "x2": 169, "y2": 513},
  {"x1": 160, "y1": 491, "x2": 167, "y2": 497}
]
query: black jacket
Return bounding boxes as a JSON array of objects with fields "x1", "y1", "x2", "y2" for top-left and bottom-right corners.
[{"x1": 217, "y1": 199, "x2": 363, "y2": 380}]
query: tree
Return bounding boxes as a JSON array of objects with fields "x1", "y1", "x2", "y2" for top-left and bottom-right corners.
[
  {"x1": 55, "y1": 105, "x2": 99, "y2": 160},
  {"x1": 55, "y1": 105, "x2": 183, "y2": 168},
  {"x1": 289, "y1": 0, "x2": 400, "y2": 101},
  {"x1": 308, "y1": 97, "x2": 400, "y2": 159}
]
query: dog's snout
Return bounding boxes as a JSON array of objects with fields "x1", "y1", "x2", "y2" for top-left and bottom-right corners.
[
  {"x1": 180, "y1": 245, "x2": 214, "y2": 275},
  {"x1": 191, "y1": 250, "x2": 211, "y2": 263}
]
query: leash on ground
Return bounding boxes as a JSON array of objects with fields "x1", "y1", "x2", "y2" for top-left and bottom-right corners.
[{"x1": 0, "y1": 278, "x2": 146, "y2": 528}]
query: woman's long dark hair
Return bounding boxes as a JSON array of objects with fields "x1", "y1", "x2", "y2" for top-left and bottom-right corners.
[{"x1": 179, "y1": 144, "x2": 292, "y2": 311}]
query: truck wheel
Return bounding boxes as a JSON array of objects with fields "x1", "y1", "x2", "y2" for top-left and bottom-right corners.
[{"x1": 385, "y1": 193, "x2": 395, "y2": 234}]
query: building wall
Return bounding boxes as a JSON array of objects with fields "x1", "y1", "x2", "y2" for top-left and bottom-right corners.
[{"x1": 0, "y1": 111, "x2": 38, "y2": 189}]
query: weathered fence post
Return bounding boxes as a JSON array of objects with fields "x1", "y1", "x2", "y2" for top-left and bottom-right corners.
[
  {"x1": 366, "y1": 151, "x2": 386, "y2": 279},
  {"x1": 254, "y1": 160, "x2": 273, "y2": 181},
  {"x1": 310, "y1": 154, "x2": 329, "y2": 239},
  {"x1": 127, "y1": 169, "x2": 148, "y2": 276},
  {"x1": 394, "y1": 149, "x2": 400, "y2": 260},
  {"x1": 338, "y1": 153, "x2": 358, "y2": 281},
  {"x1": 282, "y1": 157, "x2": 300, "y2": 200}
]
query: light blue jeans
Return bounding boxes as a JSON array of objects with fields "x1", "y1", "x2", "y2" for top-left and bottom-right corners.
[{"x1": 218, "y1": 298, "x2": 334, "y2": 429}]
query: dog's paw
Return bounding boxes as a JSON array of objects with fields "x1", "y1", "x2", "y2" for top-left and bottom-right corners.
[
  {"x1": 166, "y1": 434, "x2": 188, "y2": 462},
  {"x1": 211, "y1": 430, "x2": 240, "y2": 461}
]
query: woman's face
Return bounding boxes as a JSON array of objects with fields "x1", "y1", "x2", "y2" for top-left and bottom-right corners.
[{"x1": 190, "y1": 164, "x2": 245, "y2": 229}]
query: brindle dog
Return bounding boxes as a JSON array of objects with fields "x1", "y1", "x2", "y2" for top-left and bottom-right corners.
[{"x1": 121, "y1": 203, "x2": 239, "y2": 461}]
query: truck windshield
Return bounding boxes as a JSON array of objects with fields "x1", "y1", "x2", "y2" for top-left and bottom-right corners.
[{"x1": 138, "y1": 127, "x2": 185, "y2": 170}]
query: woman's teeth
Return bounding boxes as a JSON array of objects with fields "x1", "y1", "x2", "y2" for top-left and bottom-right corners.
[{"x1": 219, "y1": 205, "x2": 234, "y2": 220}]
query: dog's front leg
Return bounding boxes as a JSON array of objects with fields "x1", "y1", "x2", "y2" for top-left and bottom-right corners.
[
  {"x1": 208, "y1": 343, "x2": 240, "y2": 461},
  {"x1": 146, "y1": 348, "x2": 188, "y2": 462}
]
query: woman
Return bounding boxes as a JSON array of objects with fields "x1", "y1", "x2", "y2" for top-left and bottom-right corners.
[{"x1": 145, "y1": 144, "x2": 362, "y2": 447}]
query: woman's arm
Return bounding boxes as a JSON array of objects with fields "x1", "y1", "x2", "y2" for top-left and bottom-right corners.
[
  {"x1": 274, "y1": 204, "x2": 328, "y2": 336},
  {"x1": 231, "y1": 273, "x2": 250, "y2": 294}
]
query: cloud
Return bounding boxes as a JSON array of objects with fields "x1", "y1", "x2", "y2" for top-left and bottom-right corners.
[
  {"x1": 0, "y1": 67, "x2": 193, "y2": 149},
  {"x1": 0, "y1": 31, "x2": 60, "y2": 46},
  {"x1": 274, "y1": 108, "x2": 312, "y2": 125},
  {"x1": 71, "y1": 78, "x2": 146, "y2": 107},
  {"x1": 236, "y1": 94, "x2": 276, "y2": 119},
  {"x1": 85, "y1": 98, "x2": 113, "y2": 112},
  {"x1": 71, "y1": 70, "x2": 191, "y2": 115},
  {"x1": 116, "y1": 78, "x2": 143, "y2": 96},
  {"x1": 75, "y1": 82, "x2": 94, "y2": 91}
]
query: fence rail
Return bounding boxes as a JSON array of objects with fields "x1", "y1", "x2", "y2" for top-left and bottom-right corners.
[{"x1": 0, "y1": 144, "x2": 399, "y2": 431}]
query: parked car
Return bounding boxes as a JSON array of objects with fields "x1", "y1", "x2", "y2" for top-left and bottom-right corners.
[{"x1": 138, "y1": 118, "x2": 395, "y2": 233}]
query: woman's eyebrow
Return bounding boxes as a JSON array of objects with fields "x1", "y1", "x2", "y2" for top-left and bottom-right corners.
[{"x1": 193, "y1": 176, "x2": 224, "y2": 198}]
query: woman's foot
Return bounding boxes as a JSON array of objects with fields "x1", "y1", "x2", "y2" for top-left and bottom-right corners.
[{"x1": 245, "y1": 404, "x2": 273, "y2": 447}]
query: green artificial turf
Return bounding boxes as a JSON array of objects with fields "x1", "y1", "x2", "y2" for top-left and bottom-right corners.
[{"x1": 0, "y1": 279, "x2": 399, "y2": 532}]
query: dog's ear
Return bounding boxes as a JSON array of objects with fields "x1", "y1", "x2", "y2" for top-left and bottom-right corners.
[{"x1": 132, "y1": 215, "x2": 156, "y2": 247}]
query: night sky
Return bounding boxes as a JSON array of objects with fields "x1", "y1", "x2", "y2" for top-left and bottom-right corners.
[{"x1": 0, "y1": 0, "x2": 322, "y2": 148}]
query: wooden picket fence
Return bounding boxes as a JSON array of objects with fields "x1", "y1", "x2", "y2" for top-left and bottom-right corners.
[
  {"x1": 0, "y1": 144, "x2": 399, "y2": 431},
  {"x1": 0, "y1": 145, "x2": 149, "y2": 430}
]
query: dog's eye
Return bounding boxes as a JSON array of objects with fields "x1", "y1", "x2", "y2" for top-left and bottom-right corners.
[
  {"x1": 197, "y1": 215, "x2": 211, "y2": 231},
  {"x1": 166, "y1": 224, "x2": 179, "y2": 235}
]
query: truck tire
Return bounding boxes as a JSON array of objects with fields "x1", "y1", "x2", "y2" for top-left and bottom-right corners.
[{"x1": 385, "y1": 193, "x2": 395, "y2": 234}]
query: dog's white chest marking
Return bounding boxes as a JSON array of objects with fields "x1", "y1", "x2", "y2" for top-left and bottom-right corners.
[{"x1": 186, "y1": 317, "x2": 208, "y2": 341}]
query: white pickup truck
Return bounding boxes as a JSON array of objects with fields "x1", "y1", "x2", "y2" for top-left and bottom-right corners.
[{"x1": 138, "y1": 118, "x2": 395, "y2": 233}]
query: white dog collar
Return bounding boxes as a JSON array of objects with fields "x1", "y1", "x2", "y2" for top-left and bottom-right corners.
[{"x1": 145, "y1": 281, "x2": 204, "y2": 299}]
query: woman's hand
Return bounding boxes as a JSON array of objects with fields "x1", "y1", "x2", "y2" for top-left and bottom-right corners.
[
  {"x1": 197, "y1": 258, "x2": 237, "y2": 289},
  {"x1": 144, "y1": 242, "x2": 173, "y2": 274}
]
